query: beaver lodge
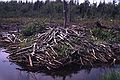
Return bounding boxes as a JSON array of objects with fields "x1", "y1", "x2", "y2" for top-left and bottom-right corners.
[{"x1": 0, "y1": 22, "x2": 120, "y2": 70}]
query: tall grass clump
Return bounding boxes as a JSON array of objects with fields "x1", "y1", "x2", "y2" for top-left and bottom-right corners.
[
  {"x1": 91, "y1": 28, "x2": 120, "y2": 43},
  {"x1": 102, "y1": 71, "x2": 120, "y2": 80}
]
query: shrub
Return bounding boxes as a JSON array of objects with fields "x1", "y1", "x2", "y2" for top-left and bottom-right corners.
[{"x1": 22, "y1": 22, "x2": 45, "y2": 37}]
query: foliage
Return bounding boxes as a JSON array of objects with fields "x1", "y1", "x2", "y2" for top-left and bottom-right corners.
[
  {"x1": 56, "y1": 43, "x2": 70, "y2": 56},
  {"x1": 0, "y1": 0, "x2": 120, "y2": 20},
  {"x1": 22, "y1": 22, "x2": 45, "y2": 37}
]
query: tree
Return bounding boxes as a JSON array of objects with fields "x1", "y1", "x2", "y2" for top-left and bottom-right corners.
[
  {"x1": 63, "y1": 0, "x2": 68, "y2": 27},
  {"x1": 0, "y1": 0, "x2": 120, "y2": 19}
]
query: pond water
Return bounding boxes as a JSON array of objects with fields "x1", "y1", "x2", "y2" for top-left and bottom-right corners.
[{"x1": 0, "y1": 48, "x2": 120, "y2": 80}]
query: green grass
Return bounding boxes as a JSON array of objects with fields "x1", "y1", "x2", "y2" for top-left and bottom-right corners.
[
  {"x1": 102, "y1": 71, "x2": 120, "y2": 80},
  {"x1": 91, "y1": 28, "x2": 120, "y2": 43}
]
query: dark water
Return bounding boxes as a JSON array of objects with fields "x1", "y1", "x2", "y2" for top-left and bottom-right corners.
[{"x1": 0, "y1": 49, "x2": 120, "y2": 80}]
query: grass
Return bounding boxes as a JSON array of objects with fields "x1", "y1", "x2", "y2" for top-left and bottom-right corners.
[
  {"x1": 102, "y1": 71, "x2": 120, "y2": 80},
  {"x1": 0, "y1": 17, "x2": 120, "y2": 26},
  {"x1": 91, "y1": 28, "x2": 120, "y2": 43},
  {"x1": 0, "y1": 17, "x2": 64, "y2": 25}
]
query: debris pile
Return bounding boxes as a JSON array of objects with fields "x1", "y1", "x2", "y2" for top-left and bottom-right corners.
[{"x1": 0, "y1": 25, "x2": 120, "y2": 70}]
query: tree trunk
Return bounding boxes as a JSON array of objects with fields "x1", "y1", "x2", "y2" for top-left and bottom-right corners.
[
  {"x1": 68, "y1": 1, "x2": 71, "y2": 22},
  {"x1": 63, "y1": 0, "x2": 67, "y2": 28}
]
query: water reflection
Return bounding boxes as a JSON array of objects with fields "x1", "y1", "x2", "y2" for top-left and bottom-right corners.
[{"x1": 0, "y1": 49, "x2": 120, "y2": 80}]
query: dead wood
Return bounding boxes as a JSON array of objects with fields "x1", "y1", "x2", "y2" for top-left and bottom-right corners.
[{"x1": 1, "y1": 25, "x2": 120, "y2": 70}]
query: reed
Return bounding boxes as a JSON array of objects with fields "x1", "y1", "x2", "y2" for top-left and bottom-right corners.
[{"x1": 102, "y1": 71, "x2": 120, "y2": 80}]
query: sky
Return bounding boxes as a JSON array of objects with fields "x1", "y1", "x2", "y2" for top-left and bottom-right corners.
[{"x1": 0, "y1": 0, "x2": 119, "y2": 4}]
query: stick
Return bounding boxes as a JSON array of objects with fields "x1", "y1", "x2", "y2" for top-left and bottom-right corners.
[{"x1": 28, "y1": 54, "x2": 33, "y2": 66}]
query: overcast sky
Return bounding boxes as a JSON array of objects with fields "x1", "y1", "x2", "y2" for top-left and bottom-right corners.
[{"x1": 0, "y1": 0, "x2": 119, "y2": 4}]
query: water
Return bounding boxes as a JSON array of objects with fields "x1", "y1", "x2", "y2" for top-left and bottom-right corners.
[{"x1": 0, "y1": 48, "x2": 120, "y2": 80}]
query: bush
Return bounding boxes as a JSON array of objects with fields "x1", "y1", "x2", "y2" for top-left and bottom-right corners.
[{"x1": 22, "y1": 22, "x2": 45, "y2": 37}]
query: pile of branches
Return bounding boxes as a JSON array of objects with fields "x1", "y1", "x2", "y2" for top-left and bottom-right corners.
[{"x1": 1, "y1": 25, "x2": 120, "y2": 70}]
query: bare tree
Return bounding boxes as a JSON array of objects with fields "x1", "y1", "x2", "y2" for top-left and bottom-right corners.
[{"x1": 63, "y1": 0, "x2": 68, "y2": 28}]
